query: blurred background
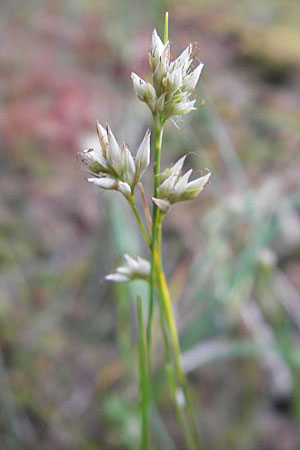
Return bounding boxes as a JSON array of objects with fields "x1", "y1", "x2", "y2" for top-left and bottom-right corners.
[{"x1": 1, "y1": 0, "x2": 300, "y2": 449}]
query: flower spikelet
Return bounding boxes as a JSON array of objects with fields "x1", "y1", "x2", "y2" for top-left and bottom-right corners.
[
  {"x1": 81, "y1": 123, "x2": 151, "y2": 197},
  {"x1": 132, "y1": 28, "x2": 204, "y2": 120},
  {"x1": 105, "y1": 254, "x2": 150, "y2": 282},
  {"x1": 152, "y1": 155, "x2": 211, "y2": 213}
]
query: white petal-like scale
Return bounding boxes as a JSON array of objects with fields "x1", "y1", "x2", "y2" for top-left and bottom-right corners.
[
  {"x1": 105, "y1": 273, "x2": 129, "y2": 282},
  {"x1": 122, "y1": 144, "x2": 136, "y2": 186},
  {"x1": 159, "y1": 173, "x2": 178, "y2": 198},
  {"x1": 183, "y1": 62, "x2": 204, "y2": 92},
  {"x1": 169, "y1": 155, "x2": 187, "y2": 176},
  {"x1": 135, "y1": 128, "x2": 151, "y2": 179},
  {"x1": 124, "y1": 254, "x2": 139, "y2": 271},
  {"x1": 186, "y1": 172, "x2": 211, "y2": 191},
  {"x1": 173, "y1": 169, "x2": 192, "y2": 199},
  {"x1": 116, "y1": 267, "x2": 131, "y2": 276},
  {"x1": 155, "y1": 93, "x2": 166, "y2": 113},
  {"x1": 181, "y1": 172, "x2": 211, "y2": 200},
  {"x1": 152, "y1": 197, "x2": 170, "y2": 213},
  {"x1": 117, "y1": 181, "x2": 131, "y2": 197},
  {"x1": 176, "y1": 43, "x2": 192, "y2": 71},
  {"x1": 107, "y1": 125, "x2": 122, "y2": 174},
  {"x1": 131, "y1": 73, "x2": 156, "y2": 106},
  {"x1": 97, "y1": 120, "x2": 108, "y2": 151},
  {"x1": 159, "y1": 42, "x2": 170, "y2": 72},
  {"x1": 131, "y1": 72, "x2": 146, "y2": 97},
  {"x1": 151, "y1": 28, "x2": 165, "y2": 60},
  {"x1": 87, "y1": 177, "x2": 116, "y2": 189},
  {"x1": 136, "y1": 256, "x2": 151, "y2": 275},
  {"x1": 171, "y1": 99, "x2": 196, "y2": 115},
  {"x1": 82, "y1": 148, "x2": 107, "y2": 169}
]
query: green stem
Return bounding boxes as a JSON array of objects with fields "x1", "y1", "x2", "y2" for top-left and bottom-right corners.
[
  {"x1": 155, "y1": 217, "x2": 201, "y2": 450},
  {"x1": 137, "y1": 296, "x2": 150, "y2": 450},
  {"x1": 128, "y1": 196, "x2": 151, "y2": 249},
  {"x1": 147, "y1": 117, "x2": 163, "y2": 346},
  {"x1": 146, "y1": 111, "x2": 201, "y2": 448}
]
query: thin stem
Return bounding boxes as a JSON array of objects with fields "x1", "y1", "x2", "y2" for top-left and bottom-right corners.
[
  {"x1": 146, "y1": 112, "x2": 200, "y2": 447},
  {"x1": 155, "y1": 217, "x2": 201, "y2": 449},
  {"x1": 147, "y1": 117, "x2": 163, "y2": 347},
  {"x1": 137, "y1": 296, "x2": 150, "y2": 450},
  {"x1": 138, "y1": 182, "x2": 152, "y2": 236},
  {"x1": 165, "y1": 363, "x2": 197, "y2": 450},
  {"x1": 128, "y1": 195, "x2": 151, "y2": 249},
  {"x1": 157, "y1": 280, "x2": 198, "y2": 450}
]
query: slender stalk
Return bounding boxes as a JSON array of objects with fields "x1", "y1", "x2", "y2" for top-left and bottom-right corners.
[
  {"x1": 128, "y1": 126, "x2": 201, "y2": 448},
  {"x1": 155, "y1": 217, "x2": 201, "y2": 449},
  {"x1": 147, "y1": 116, "x2": 163, "y2": 346},
  {"x1": 156, "y1": 271, "x2": 199, "y2": 450},
  {"x1": 138, "y1": 182, "x2": 152, "y2": 236},
  {"x1": 165, "y1": 363, "x2": 197, "y2": 450},
  {"x1": 137, "y1": 296, "x2": 150, "y2": 450},
  {"x1": 128, "y1": 195, "x2": 151, "y2": 249}
]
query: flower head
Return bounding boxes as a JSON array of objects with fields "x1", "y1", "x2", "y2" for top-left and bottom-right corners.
[
  {"x1": 81, "y1": 123, "x2": 151, "y2": 197},
  {"x1": 132, "y1": 28, "x2": 204, "y2": 121},
  {"x1": 153, "y1": 155, "x2": 211, "y2": 213},
  {"x1": 105, "y1": 254, "x2": 150, "y2": 282}
]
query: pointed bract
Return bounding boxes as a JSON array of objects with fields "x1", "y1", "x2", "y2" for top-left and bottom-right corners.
[
  {"x1": 171, "y1": 99, "x2": 196, "y2": 115},
  {"x1": 131, "y1": 73, "x2": 156, "y2": 109},
  {"x1": 105, "y1": 273, "x2": 129, "y2": 282},
  {"x1": 122, "y1": 144, "x2": 136, "y2": 186},
  {"x1": 152, "y1": 197, "x2": 170, "y2": 213},
  {"x1": 151, "y1": 28, "x2": 165, "y2": 60},
  {"x1": 182, "y1": 63, "x2": 204, "y2": 92},
  {"x1": 87, "y1": 177, "x2": 116, "y2": 190},
  {"x1": 181, "y1": 172, "x2": 211, "y2": 200},
  {"x1": 159, "y1": 155, "x2": 187, "y2": 183},
  {"x1": 96, "y1": 120, "x2": 108, "y2": 152},
  {"x1": 82, "y1": 147, "x2": 108, "y2": 171},
  {"x1": 117, "y1": 181, "x2": 131, "y2": 197},
  {"x1": 106, "y1": 125, "x2": 122, "y2": 174},
  {"x1": 135, "y1": 128, "x2": 151, "y2": 179},
  {"x1": 158, "y1": 173, "x2": 178, "y2": 198},
  {"x1": 173, "y1": 169, "x2": 192, "y2": 199},
  {"x1": 154, "y1": 155, "x2": 211, "y2": 213},
  {"x1": 176, "y1": 44, "x2": 192, "y2": 71}
]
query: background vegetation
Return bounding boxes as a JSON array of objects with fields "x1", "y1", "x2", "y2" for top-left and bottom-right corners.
[{"x1": 1, "y1": 0, "x2": 300, "y2": 448}]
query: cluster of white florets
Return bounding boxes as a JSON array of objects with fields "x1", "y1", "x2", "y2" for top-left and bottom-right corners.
[
  {"x1": 82, "y1": 121, "x2": 150, "y2": 198},
  {"x1": 152, "y1": 155, "x2": 211, "y2": 213},
  {"x1": 131, "y1": 29, "x2": 204, "y2": 121},
  {"x1": 81, "y1": 26, "x2": 210, "y2": 283},
  {"x1": 105, "y1": 254, "x2": 150, "y2": 283}
]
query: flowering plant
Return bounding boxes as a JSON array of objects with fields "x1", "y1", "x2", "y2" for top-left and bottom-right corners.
[{"x1": 81, "y1": 13, "x2": 210, "y2": 449}]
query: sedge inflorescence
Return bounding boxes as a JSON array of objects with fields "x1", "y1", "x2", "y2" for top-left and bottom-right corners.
[
  {"x1": 132, "y1": 28, "x2": 204, "y2": 121},
  {"x1": 81, "y1": 26, "x2": 210, "y2": 282},
  {"x1": 82, "y1": 121, "x2": 150, "y2": 198}
]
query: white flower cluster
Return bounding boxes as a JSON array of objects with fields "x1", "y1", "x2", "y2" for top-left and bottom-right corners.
[
  {"x1": 82, "y1": 122, "x2": 150, "y2": 197},
  {"x1": 152, "y1": 155, "x2": 211, "y2": 213},
  {"x1": 105, "y1": 254, "x2": 150, "y2": 282},
  {"x1": 81, "y1": 24, "x2": 211, "y2": 285},
  {"x1": 131, "y1": 29, "x2": 204, "y2": 120}
]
